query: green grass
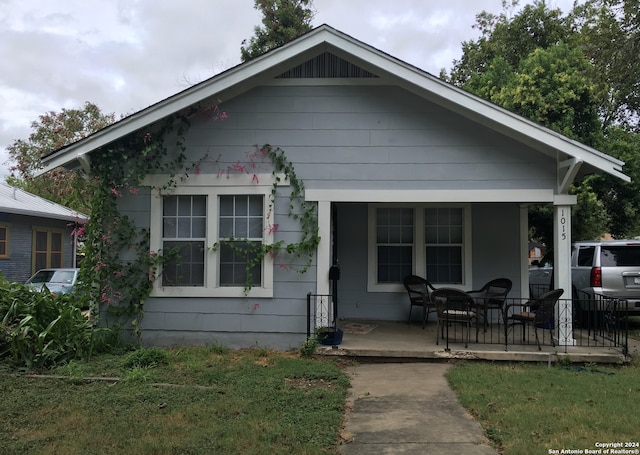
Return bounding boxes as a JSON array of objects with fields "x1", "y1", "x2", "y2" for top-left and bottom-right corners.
[
  {"x1": 0, "y1": 347, "x2": 350, "y2": 455},
  {"x1": 446, "y1": 358, "x2": 640, "y2": 454}
]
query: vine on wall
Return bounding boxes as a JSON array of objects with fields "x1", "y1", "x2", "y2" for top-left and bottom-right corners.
[
  {"x1": 79, "y1": 107, "x2": 320, "y2": 334},
  {"x1": 212, "y1": 144, "x2": 321, "y2": 293}
]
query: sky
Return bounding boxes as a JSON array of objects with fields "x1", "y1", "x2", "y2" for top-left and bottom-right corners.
[{"x1": 0, "y1": 0, "x2": 580, "y2": 178}]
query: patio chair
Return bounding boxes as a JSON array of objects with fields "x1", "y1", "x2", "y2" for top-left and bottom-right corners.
[
  {"x1": 467, "y1": 278, "x2": 512, "y2": 332},
  {"x1": 506, "y1": 288, "x2": 564, "y2": 350},
  {"x1": 402, "y1": 275, "x2": 437, "y2": 328},
  {"x1": 431, "y1": 288, "x2": 478, "y2": 348}
]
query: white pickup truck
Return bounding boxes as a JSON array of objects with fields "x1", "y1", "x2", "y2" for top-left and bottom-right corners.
[{"x1": 529, "y1": 240, "x2": 640, "y2": 315}]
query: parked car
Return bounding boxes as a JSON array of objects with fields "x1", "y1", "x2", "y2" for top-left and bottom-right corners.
[
  {"x1": 529, "y1": 240, "x2": 640, "y2": 315},
  {"x1": 25, "y1": 268, "x2": 80, "y2": 295}
]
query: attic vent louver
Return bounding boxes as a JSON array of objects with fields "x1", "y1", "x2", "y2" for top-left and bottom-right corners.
[{"x1": 277, "y1": 52, "x2": 378, "y2": 78}]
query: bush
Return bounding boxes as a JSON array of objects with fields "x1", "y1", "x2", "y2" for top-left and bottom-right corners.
[{"x1": 0, "y1": 278, "x2": 100, "y2": 368}]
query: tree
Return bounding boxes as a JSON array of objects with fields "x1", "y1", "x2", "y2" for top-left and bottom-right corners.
[
  {"x1": 572, "y1": 0, "x2": 640, "y2": 130},
  {"x1": 241, "y1": 0, "x2": 315, "y2": 62},
  {"x1": 6, "y1": 102, "x2": 115, "y2": 213},
  {"x1": 442, "y1": 0, "x2": 640, "y2": 243}
]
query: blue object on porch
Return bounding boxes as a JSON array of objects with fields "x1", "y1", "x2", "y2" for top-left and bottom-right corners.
[{"x1": 318, "y1": 327, "x2": 344, "y2": 346}]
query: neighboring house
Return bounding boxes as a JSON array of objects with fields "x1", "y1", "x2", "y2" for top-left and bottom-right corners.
[
  {"x1": 0, "y1": 182, "x2": 87, "y2": 283},
  {"x1": 528, "y1": 242, "x2": 546, "y2": 266},
  {"x1": 38, "y1": 25, "x2": 629, "y2": 349}
]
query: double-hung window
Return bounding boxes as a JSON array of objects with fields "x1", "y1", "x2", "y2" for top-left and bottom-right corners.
[
  {"x1": 368, "y1": 204, "x2": 470, "y2": 291},
  {"x1": 375, "y1": 208, "x2": 413, "y2": 283},
  {"x1": 148, "y1": 173, "x2": 280, "y2": 298},
  {"x1": 218, "y1": 195, "x2": 263, "y2": 287},
  {"x1": 162, "y1": 195, "x2": 206, "y2": 287}
]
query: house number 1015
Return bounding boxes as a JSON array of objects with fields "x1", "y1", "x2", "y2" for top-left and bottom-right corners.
[{"x1": 560, "y1": 209, "x2": 567, "y2": 240}]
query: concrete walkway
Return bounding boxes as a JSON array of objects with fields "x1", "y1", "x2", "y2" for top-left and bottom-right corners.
[{"x1": 339, "y1": 363, "x2": 499, "y2": 455}]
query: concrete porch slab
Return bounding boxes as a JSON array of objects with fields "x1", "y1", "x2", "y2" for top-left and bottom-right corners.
[{"x1": 316, "y1": 319, "x2": 634, "y2": 364}]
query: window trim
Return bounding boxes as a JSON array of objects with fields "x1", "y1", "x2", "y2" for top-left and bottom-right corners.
[
  {"x1": 147, "y1": 173, "x2": 286, "y2": 298},
  {"x1": 367, "y1": 203, "x2": 472, "y2": 292},
  {"x1": 31, "y1": 227, "x2": 65, "y2": 273},
  {"x1": 0, "y1": 224, "x2": 8, "y2": 259}
]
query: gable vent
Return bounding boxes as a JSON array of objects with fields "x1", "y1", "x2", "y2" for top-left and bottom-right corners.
[{"x1": 277, "y1": 52, "x2": 379, "y2": 79}]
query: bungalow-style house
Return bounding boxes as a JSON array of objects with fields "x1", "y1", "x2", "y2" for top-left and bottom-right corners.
[
  {"x1": 38, "y1": 25, "x2": 628, "y2": 349},
  {"x1": 0, "y1": 182, "x2": 86, "y2": 283}
]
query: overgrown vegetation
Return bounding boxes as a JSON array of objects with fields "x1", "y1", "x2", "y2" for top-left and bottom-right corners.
[
  {"x1": 446, "y1": 358, "x2": 640, "y2": 453},
  {"x1": 0, "y1": 348, "x2": 349, "y2": 454},
  {"x1": 0, "y1": 277, "x2": 115, "y2": 368}
]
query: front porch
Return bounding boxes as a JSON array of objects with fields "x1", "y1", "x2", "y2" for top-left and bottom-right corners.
[{"x1": 315, "y1": 319, "x2": 636, "y2": 364}]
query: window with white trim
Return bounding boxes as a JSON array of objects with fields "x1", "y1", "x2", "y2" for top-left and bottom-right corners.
[
  {"x1": 162, "y1": 195, "x2": 206, "y2": 287},
  {"x1": 147, "y1": 173, "x2": 280, "y2": 298},
  {"x1": 368, "y1": 204, "x2": 471, "y2": 292},
  {"x1": 424, "y1": 207, "x2": 463, "y2": 284},
  {"x1": 219, "y1": 195, "x2": 263, "y2": 287},
  {"x1": 375, "y1": 207, "x2": 413, "y2": 283}
]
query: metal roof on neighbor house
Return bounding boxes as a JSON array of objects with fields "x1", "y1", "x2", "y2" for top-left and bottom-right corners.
[{"x1": 0, "y1": 182, "x2": 87, "y2": 222}]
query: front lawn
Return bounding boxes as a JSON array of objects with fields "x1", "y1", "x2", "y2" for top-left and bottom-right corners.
[
  {"x1": 447, "y1": 358, "x2": 640, "y2": 454},
  {"x1": 0, "y1": 347, "x2": 350, "y2": 455}
]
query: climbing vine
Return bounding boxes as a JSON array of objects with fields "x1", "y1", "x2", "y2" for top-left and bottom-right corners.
[
  {"x1": 212, "y1": 144, "x2": 320, "y2": 293},
  {"x1": 78, "y1": 106, "x2": 320, "y2": 335}
]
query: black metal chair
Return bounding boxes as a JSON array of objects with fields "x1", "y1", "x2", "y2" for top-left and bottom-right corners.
[
  {"x1": 431, "y1": 288, "x2": 478, "y2": 348},
  {"x1": 467, "y1": 278, "x2": 512, "y2": 332},
  {"x1": 506, "y1": 288, "x2": 564, "y2": 350},
  {"x1": 402, "y1": 275, "x2": 437, "y2": 328}
]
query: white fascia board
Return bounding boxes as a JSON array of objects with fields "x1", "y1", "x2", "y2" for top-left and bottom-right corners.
[{"x1": 305, "y1": 189, "x2": 555, "y2": 203}]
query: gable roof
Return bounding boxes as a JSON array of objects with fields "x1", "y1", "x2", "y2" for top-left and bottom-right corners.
[
  {"x1": 38, "y1": 24, "x2": 629, "y2": 184},
  {"x1": 0, "y1": 182, "x2": 87, "y2": 222}
]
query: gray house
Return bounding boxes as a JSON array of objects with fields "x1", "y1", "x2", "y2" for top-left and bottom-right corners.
[
  {"x1": 0, "y1": 182, "x2": 86, "y2": 283},
  {"x1": 38, "y1": 25, "x2": 629, "y2": 349}
]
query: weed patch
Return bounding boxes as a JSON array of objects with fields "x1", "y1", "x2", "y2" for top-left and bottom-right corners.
[{"x1": 0, "y1": 347, "x2": 349, "y2": 454}]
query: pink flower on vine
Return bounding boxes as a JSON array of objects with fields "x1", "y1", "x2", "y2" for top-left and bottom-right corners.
[
  {"x1": 114, "y1": 271, "x2": 123, "y2": 278},
  {"x1": 253, "y1": 303, "x2": 260, "y2": 311},
  {"x1": 129, "y1": 187, "x2": 139, "y2": 195},
  {"x1": 267, "y1": 224, "x2": 279, "y2": 234},
  {"x1": 252, "y1": 174, "x2": 259, "y2": 184},
  {"x1": 143, "y1": 132, "x2": 152, "y2": 144},
  {"x1": 194, "y1": 165, "x2": 201, "y2": 175},
  {"x1": 230, "y1": 162, "x2": 246, "y2": 173},
  {"x1": 95, "y1": 262, "x2": 106, "y2": 270},
  {"x1": 220, "y1": 111, "x2": 228, "y2": 120},
  {"x1": 111, "y1": 188, "x2": 121, "y2": 197}
]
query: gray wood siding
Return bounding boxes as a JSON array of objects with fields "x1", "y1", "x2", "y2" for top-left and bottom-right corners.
[
  {"x1": 0, "y1": 213, "x2": 77, "y2": 283},
  {"x1": 334, "y1": 202, "x2": 523, "y2": 323},
  {"x1": 129, "y1": 83, "x2": 555, "y2": 348},
  {"x1": 185, "y1": 85, "x2": 557, "y2": 192}
]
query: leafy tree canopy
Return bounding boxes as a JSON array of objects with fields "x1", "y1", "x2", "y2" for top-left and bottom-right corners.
[
  {"x1": 442, "y1": 0, "x2": 640, "y2": 244},
  {"x1": 6, "y1": 101, "x2": 115, "y2": 213},
  {"x1": 241, "y1": 0, "x2": 315, "y2": 62}
]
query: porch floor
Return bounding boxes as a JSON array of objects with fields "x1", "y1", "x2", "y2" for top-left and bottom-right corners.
[{"x1": 315, "y1": 319, "x2": 636, "y2": 364}]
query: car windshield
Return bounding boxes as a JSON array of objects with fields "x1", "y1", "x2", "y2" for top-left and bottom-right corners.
[{"x1": 29, "y1": 270, "x2": 75, "y2": 284}]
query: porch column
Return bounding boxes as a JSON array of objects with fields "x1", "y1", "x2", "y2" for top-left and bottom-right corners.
[
  {"x1": 553, "y1": 196, "x2": 576, "y2": 346},
  {"x1": 316, "y1": 201, "x2": 332, "y2": 326}
]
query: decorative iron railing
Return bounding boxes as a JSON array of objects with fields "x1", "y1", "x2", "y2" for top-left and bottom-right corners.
[{"x1": 306, "y1": 293, "x2": 335, "y2": 339}]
